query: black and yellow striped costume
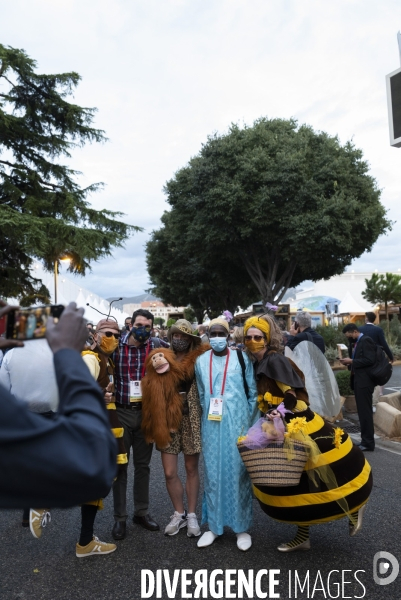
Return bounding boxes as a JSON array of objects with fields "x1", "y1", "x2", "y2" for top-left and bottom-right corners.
[
  {"x1": 254, "y1": 352, "x2": 372, "y2": 526},
  {"x1": 254, "y1": 402, "x2": 372, "y2": 525}
]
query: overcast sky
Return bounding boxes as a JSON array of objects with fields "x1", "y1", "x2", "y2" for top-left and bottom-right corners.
[{"x1": 2, "y1": 0, "x2": 401, "y2": 299}]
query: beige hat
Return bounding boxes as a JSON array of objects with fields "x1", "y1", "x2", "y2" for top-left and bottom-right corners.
[
  {"x1": 168, "y1": 319, "x2": 201, "y2": 343},
  {"x1": 96, "y1": 318, "x2": 120, "y2": 334},
  {"x1": 208, "y1": 317, "x2": 230, "y2": 333}
]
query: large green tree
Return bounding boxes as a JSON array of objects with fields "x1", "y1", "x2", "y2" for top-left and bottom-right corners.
[
  {"x1": 147, "y1": 210, "x2": 257, "y2": 322},
  {"x1": 0, "y1": 44, "x2": 141, "y2": 303},
  {"x1": 148, "y1": 118, "x2": 390, "y2": 306},
  {"x1": 362, "y1": 272, "x2": 401, "y2": 321}
]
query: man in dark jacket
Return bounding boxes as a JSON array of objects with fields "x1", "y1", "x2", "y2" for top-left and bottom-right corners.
[
  {"x1": 287, "y1": 311, "x2": 325, "y2": 354},
  {"x1": 340, "y1": 324, "x2": 376, "y2": 451},
  {"x1": 358, "y1": 312, "x2": 393, "y2": 362},
  {"x1": 0, "y1": 301, "x2": 117, "y2": 508}
]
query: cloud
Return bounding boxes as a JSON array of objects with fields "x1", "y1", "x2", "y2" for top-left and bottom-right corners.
[{"x1": 2, "y1": 0, "x2": 401, "y2": 298}]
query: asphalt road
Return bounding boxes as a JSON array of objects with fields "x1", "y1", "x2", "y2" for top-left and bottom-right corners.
[
  {"x1": 384, "y1": 364, "x2": 401, "y2": 394},
  {"x1": 1, "y1": 441, "x2": 401, "y2": 600}
]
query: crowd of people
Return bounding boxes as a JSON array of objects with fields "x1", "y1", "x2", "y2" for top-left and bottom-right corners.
[{"x1": 0, "y1": 302, "x2": 382, "y2": 558}]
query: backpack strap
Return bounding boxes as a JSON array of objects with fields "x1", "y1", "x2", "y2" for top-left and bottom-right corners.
[{"x1": 236, "y1": 349, "x2": 249, "y2": 399}]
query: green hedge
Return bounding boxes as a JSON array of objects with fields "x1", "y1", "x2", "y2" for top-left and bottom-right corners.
[
  {"x1": 335, "y1": 369, "x2": 353, "y2": 396},
  {"x1": 315, "y1": 324, "x2": 348, "y2": 349}
]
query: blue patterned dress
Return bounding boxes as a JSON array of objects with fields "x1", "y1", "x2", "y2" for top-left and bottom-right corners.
[{"x1": 195, "y1": 349, "x2": 258, "y2": 535}]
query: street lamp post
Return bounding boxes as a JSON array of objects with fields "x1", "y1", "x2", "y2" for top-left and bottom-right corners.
[{"x1": 54, "y1": 257, "x2": 71, "y2": 303}]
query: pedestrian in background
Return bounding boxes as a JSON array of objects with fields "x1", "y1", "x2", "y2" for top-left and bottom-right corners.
[
  {"x1": 340, "y1": 324, "x2": 376, "y2": 451},
  {"x1": 287, "y1": 311, "x2": 325, "y2": 354},
  {"x1": 358, "y1": 312, "x2": 393, "y2": 406},
  {"x1": 198, "y1": 325, "x2": 209, "y2": 345}
]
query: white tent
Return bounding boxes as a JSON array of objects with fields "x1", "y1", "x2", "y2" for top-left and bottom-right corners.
[{"x1": 338, "y1": 291, "x2": 369, "y2": 314}]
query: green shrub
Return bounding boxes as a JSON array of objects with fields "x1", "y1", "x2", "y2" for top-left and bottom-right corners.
[
  {"x1": 379, "y1": 316, "x2": 401, "y2": 346},
  {"x1": 325, "y1": 347, "x2": 338, "y2": 365},
  {"x1": 389, "y1": 345, "x2": 401, "y2": 360},
  {"x1": 315, "y1": 324, "x2": 348, "y2": 349},
  {"x1": 335, "y1": 369, "x2": 353, "y2": 396}
]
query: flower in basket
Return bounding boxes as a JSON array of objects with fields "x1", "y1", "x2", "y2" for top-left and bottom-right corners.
[
  {"x1": 286, "y1": 417, "x2": 307, "y2": 435},
  {"x1": 333, "y1": 427, "x2": 344, "y2": 449},
  {"x1": 257, "y1": 394, "x2": 269, "y2": 413},
  {"x1": 237, "y1": 435, "x2": 247, "y2": 444}
]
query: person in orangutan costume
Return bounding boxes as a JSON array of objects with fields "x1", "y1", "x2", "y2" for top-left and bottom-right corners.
[{"x1": 141, "y1": 320, "x2": 209, "y2": 539}]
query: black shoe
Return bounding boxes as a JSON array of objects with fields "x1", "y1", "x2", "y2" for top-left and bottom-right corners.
[
  {"x1": 112, "y1": 521, "x2": 126, "y2": 540},
  {"x1": 359, "y1": 445, "x2": 374, "y2": 452},
  {"x1": 133, "y1": 514, "x2": 160, "y2": 531}
]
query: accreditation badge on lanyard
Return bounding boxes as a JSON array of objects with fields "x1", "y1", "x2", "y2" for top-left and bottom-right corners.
[
  {"x1": 208, "y1": 349, "x2": 230, "y2": 421},
  {"x1": 126, "y1": 342, "x2": 151, "y2": 402}
]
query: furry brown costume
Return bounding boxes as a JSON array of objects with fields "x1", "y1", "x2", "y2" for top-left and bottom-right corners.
[
  {"x1": 141, "y1": 344, "x2": 209, "y2": 449},
  {"x1": 141, "y1": 348, "x2": 187, "y2": 449}
]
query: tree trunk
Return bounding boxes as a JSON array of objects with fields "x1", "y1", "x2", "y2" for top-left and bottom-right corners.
[
  {"x1": 194, "y1": 308, "x2": 206, "y2": 324},
  {"x1": 385, "y1": 301, "x2": 389, "y2": 336}
]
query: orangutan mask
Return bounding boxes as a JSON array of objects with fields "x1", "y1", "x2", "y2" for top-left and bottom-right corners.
[{"x1": 152, "y1": 352, "x2": 170, "y2": 374}]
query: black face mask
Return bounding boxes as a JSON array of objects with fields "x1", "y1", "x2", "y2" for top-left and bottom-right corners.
[{"x1": 172, "y1": 338, "x2": 191, "y2": 352}]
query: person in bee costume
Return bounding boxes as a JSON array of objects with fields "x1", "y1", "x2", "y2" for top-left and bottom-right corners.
[
  {"x1": 77, "y1": 318, "x2": 127, "y2": 558},
  {"x1": 243, "y1": 314, "x2": 372, "y2": 553}
]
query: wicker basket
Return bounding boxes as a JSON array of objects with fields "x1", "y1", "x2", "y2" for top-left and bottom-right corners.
[{"x1": 237, "y1": 440, "x2": 309, "y2": 487}]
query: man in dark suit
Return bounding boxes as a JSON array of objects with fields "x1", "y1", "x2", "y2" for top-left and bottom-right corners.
[
  {"x1": 0, "y1": 301, "x2": 117, "y2": 508},
  {"x1": 358, "y1": 312, "x2": 393, "y2": 362},
  {"x1": 340, "y1": 324, "x2": 376, "y2": 451}
]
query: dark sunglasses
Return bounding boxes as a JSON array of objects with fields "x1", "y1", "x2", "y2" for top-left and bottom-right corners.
[
  {"x1": 104, "y1": 332, "x2": 120, "y2": 339},
  {"x1": 245, "y1": 335, "x2": 264, "y2": 342},
  {"x1": 132, "y1": 325, "x2": 151, "y2": 331}
]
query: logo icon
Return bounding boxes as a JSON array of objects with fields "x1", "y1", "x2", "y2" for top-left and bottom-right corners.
[{"x1": 373, "y1": 552, "x2": 399, "y2": 586}]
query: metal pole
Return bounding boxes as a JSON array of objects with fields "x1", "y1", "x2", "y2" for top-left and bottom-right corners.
[{"x1": 54, "y1": 261, "x2": 58, "y2": 304}]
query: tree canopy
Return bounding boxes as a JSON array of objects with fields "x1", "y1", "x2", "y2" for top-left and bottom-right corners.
[
  {"x1": 147, "y1": 117, "x2": 390, "y2": 309},
  {"x1": 362, "y1": 272, "x2": 401, "y2": 320},
  {"x1": 0, "y1": 44, "x2": 141, "y2": 303},
  {"x1": 146, "y1": 210, "x2": 257, "y2": 322}
]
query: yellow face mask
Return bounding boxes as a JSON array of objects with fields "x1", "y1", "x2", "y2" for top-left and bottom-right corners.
[
  {"x1": 245, "y1": 339, "x2": 266, "y2": 353},
  {"x1": 99, "y1": 335, "x2": 119, "y2": 354}
]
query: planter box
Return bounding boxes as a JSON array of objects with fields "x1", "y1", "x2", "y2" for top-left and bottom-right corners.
[
  {"x1": 343, "y1": 395, "x2": 357, "y2": 413},
  {"x1": 374, "y1": 401, "x2": 401, "y2": 438},
  {"x1": 324, "y1": 396, "x2": 345, "y2": 423}
]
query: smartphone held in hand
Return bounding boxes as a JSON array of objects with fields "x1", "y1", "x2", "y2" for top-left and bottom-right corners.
[{"x1": 5, "y1": 305, "x2": 65, "y2": 340}]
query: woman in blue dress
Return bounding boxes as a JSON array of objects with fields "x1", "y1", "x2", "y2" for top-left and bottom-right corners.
[{"x1": 195, "y1": 317, "x2": 258, "y2": 551}]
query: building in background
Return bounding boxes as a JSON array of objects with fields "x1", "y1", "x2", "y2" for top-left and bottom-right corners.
[{"x1": 122, "y1": 296, "x2": 186, "y2": 323}]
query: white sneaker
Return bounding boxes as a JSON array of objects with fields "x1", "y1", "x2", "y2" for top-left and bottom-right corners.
[
  {"x1": 186, "y1": 513, "x2": 201, "y2": 537},
  {"x1": 164, "y1": 511, "x2": 187, "y2": 536},
  {"x1": 29, "y1": 509, "x2": 51, "y2": 539}
]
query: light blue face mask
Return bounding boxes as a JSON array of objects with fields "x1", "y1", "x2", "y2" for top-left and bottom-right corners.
[{"x1": 209, "y1": 337, "x2": 228, "y2": 352}]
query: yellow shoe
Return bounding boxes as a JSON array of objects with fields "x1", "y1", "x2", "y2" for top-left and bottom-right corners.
[
  {"x1": 29, "y1": 509, "x2": 51, "y2": 539},
  {"x1": 277, "y1": 539, "x2": 310, "y2": 552},
  {"x1": 76, "y1": 536, "x2": 117, "y2": 558}
]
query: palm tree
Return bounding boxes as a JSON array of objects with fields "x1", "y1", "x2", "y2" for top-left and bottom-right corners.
[{"x1": 362, "y1": 273, "x2": 401, "y2": 330}]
